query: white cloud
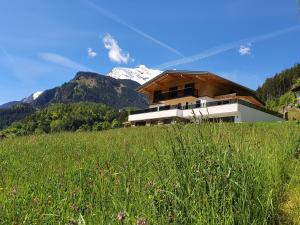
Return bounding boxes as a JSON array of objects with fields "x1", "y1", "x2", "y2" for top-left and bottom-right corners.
[
  {"x1": 40, "y1": 52, "x2": 93, "y2": 71},
  {"x1": 103, "y1": 33, "x2": 133, "y2": 64},
  {"x1": 239, "y1": 44, "x2": 251, "y2": 55},
  {"x1": 156, "y1": 25, "x2": 300, "y2": 69},
  {"x1": 83, "y1": 0, "x2": 184, "y2": 57},
  {"x1": 88, "y1": 48, "x2": 97, "y2": 58}
]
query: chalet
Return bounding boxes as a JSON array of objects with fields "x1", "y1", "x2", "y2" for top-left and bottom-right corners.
[{"x1": 127, "y1": 71, "x2": 284, "y2": 126}]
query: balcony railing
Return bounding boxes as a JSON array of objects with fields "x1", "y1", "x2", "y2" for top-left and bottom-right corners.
[
  {"x1": 154, "y1": 87, "x2": 198, "y2": 103},
  {"x1": 130, "y1": 99, "x2": 283, "y2": 118}
]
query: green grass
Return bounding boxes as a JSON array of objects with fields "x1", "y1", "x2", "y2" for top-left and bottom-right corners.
[{"x1": 0, "y1": 122, "x2": 299, "y2": 224}]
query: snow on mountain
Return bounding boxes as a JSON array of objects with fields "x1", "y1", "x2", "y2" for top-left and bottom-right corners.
[
  {"x1": 0, "y1": 91, "x2": 44, "y2": 109},
  {"x1": 32, "y1": 91, "x2": 43, "y2": 100},
  {"x1": 107, "y1": 65, "x2": 162, "y2": 84},
  {"x1": 22, "y1": 91, "x2": 43, "y2": 103}
]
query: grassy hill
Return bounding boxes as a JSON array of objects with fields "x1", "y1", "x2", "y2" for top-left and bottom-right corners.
[{"x1": 0, "y1": 122, "x2": 299, "y2": 224}]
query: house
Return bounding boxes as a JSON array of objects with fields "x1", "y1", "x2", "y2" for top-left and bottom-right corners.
[{"x1": 127, "y1": 71, "x2": 284, "y2": 126}]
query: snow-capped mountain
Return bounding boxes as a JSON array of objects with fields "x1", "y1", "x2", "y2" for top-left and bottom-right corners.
[
  {"x1": 0, "y1": 91, "x2": 44, "y2": 109},
  {"x1": 107, "y1": 65, "x2": 162, "y2": 84},
  {"x1": 22, "y1": 91, "x2": 44, "y2": 103}
]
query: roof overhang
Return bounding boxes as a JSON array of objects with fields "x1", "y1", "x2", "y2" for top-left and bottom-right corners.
[{"x1": 137, "y1": 70, "x2": 264, "y2": 105}]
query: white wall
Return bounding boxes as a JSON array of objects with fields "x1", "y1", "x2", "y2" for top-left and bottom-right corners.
[
  {"x1": 129, "y1": 103, "x2": 284, "y2": 123},
  {"x1": 237, "y1": 104, "x2": 284, "y2": 122},
  {"x1": 128, "y1": 109, "x2": 182, "y2": 122},
  {"x1": 198, "y1": 96, "x2": 218, "y2": 103},
  {"x1": 182, "y1": 103, "x2": 239, "y2": 119}
]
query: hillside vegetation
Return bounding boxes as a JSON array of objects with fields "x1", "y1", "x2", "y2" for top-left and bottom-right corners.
[
  {"x1": 257, "y1": 64, "x2": 300, "y2": 120},
  {"x1": 0, "y1": 122, "x2": 299, "y2": 224},
  {"x1": 1, "y1": 102, "x2": 128, "y2": 136},
  {"x1": 0, "y1": 103, "x2": 35, "y2": 130},
  {"x1": 257, "y1": 63, "x2": 300, "y2": 102}
]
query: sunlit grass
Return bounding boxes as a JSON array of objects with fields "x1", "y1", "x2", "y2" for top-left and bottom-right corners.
[{"x1": 0, "y1": 122, "x2": 299, "y2": 224}]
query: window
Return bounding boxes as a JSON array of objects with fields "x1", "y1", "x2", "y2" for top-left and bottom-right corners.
[
  {"x1": 185, "y1": 83, "x2": 195, "y2": 89},
  {"x1": 208, "y1": 116, "x2": 235, "y2": 123},
  {"x1": 153, "y1": 90, "x2": 162, "y2": 103},
  {"x1": 169, "y1": 86, "x2": 178, "y2": 98},
  {"x1": 184, "y1": 83, "x2": 195, "y2": 96}
]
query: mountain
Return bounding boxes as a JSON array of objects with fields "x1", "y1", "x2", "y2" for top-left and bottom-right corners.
[
  {"x1": 31, "y1": 72, "x2": 148, "y2": 109},
  {"x1": 107, "y1": 65, "x2": 162, "y2": 84},
  {"x1": 0, "y1": 101, "x2": 21, "y2": 109},
  {"x1": 0, "y1": 91, "x2": 43, "y2": 109},
  {"x1": 22, "y1": 91, "x2": 44, "y2": 104},
  {"x1": 1, "y1": 66, "x2": 159, "y2": 110},
  {"x1": 0, "y1": 72, "x2": 147, "y2": 110},
  {"x1": 0, "y1": 71, "x2": 148, "y2": 130}
]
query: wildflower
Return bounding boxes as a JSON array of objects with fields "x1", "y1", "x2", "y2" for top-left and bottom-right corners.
[
  {"x1": 117, "y1": 212, "x2": 126, "y2": 222},
  {"x1": 68, "y1": 219, "x2": 78, "y2": 225},
  {"x1": 10, "y1": 187, "x2": 17, "y2": 198},
  {"x1": 145, "y1": 180, "x2": 156, "y2": 190},
  {"x1": 136, "y1": 217, "x2": 147, "y2": 225},
  {"x1": 226, "y1": 167, "x2": 232, "y2": 179}
]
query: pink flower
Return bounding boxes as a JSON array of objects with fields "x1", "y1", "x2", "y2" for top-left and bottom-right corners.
[
  {"x1": 117, "y1": 212, "x2": 126, "y2": 222},
  {"x1": 136, "y1": 217, "x2": 147, "y2": 225}
]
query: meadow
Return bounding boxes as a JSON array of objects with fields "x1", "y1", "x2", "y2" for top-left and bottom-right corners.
[{"x1": 0, "y1": 122, "x2": 299, "y2": 224}]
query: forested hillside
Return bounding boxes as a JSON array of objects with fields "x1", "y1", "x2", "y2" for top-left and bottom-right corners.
[
  {"x1": 0, "y1": 71, "x2": 147, "y2": 131},
  {"x1": 0, "y1": 103, "x2": 36, "y2": 130},
  {"x1": 256, "y1": 64, "x2": 300, "y2": 120},
  {"x1": 257, "y1": 63, "x2": 300, "y2": 102},
  {"x1": 2, "y1": 103, "x2": 128, "y2": 136}
]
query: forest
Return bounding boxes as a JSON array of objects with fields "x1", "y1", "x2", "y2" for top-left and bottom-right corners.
[
  {"x1": 257, "y1": 63, "x2": 300, "y2": 102},
  {"x1": 1, "y1": 103, "x2": 129, "y2": 136}
]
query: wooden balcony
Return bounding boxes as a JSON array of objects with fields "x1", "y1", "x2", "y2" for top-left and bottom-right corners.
[{"x1": 153, "y1": 88, "x2": 199, "y2": 104}]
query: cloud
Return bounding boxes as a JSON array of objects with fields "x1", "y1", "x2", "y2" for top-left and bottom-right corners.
[
  {"x1": 88, "y1": 48, "x2": 97, "y2": 58},
  {"x1": 82, "y1": 0, "x2": 184, "y2": 57},
  {"x1": 103, "y1": 33, "x2": 132, "y2": 64},
  {"x1": 239, "y1": 44, "x2": 251, "y2": 55},
  {"x1": 40, "y1": 52, "x2": 93, "y2": 71},
  {"x1": 156, "y1": 25, "x2": 300, "y2": 69}
]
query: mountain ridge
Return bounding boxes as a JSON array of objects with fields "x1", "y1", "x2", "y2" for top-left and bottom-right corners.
[
  {"x1": 1, "y1": 66, "x2": 160, "y2": 109},
  {"x1": 30, "y1": 71, "x2": 148, "y2": 109}
]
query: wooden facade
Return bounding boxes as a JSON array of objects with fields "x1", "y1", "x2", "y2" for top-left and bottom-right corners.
[{"x1": 137, "y1": 71, "x2": 264, "y2": 107}]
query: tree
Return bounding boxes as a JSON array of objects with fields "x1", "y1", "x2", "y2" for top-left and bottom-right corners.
[
  {"x1": 111, "y1": 119, "x2": 120, "y2": 128},
  {"x1": 2, "y1": 102, "x2": 127, "y2": 136},
  {"x1": 278, "y1": 91, "x2": 296, "y2": 107},
  {"x1": 102, "y1": 121, "x2": 111, "y2": 130},
  {"x1": 50, "y1": 120, "x2": 67, "y2": 132}
]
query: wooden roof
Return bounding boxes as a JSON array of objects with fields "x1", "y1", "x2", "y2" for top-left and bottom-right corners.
[{"x1": 137, "y1": 70, "x2": 264, "y2": 105}]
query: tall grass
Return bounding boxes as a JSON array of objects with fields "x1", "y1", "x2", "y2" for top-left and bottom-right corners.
[{"x1": 0, "y1": 122, "x2": 299, "y2": 224}]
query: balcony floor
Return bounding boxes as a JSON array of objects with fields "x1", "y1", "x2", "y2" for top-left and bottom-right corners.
[{"x1": 159, "y1": 96, "x2": 199, "y2": 105}]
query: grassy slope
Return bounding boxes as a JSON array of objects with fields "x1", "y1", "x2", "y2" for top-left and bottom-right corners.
[{"x1": 0, "y1": 122, "x2": 299, "y2": 224}]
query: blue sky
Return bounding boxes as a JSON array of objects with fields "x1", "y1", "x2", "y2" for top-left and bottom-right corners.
[{"x1": 0, "y1": 0, "x2": 300, "y2": 104}]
